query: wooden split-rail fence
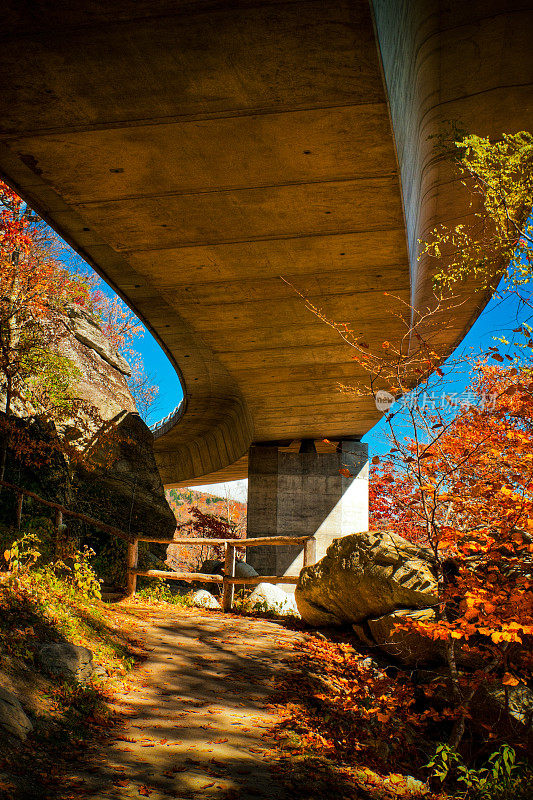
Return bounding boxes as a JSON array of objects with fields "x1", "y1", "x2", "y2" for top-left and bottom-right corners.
[
  {"x1": 0, "y1": 479, "x2": 316, "y2": 612},
  {"x1": 128, "y1": 533, "x2": 316, "y2": 611}
]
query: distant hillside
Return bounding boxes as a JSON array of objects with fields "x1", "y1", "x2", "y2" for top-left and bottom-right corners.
[
  {"x1": 164, "y1": 488, "x2": 247, "y2": 571},
  {"x1": 166, "y1": 488, "x2": 247, "y2": 530}
]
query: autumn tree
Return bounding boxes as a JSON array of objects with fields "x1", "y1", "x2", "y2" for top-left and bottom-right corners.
[
  {"x1": 0, "y1": 180, "x2": 97, "y2": 479},
  {"x1": 0, "y1": 178, "x2": 158, "y2": 448},
  {"x1": 295, "y1": 132, "x2": 533, "y2": 749},
  {"x1": 89, "y1": 290, "x2": 158, "y2": 422},
  {"x1": 370, "y1": 360, "x2": 533, "y2": 745},
  {"x1": 425, "y1": 131, "x2": 533, "y2": 299},
  {"x1": 361, "y1": 134, "x2": 533, "y2": 747},
  {"x1": 167, "y1": 504, "x2": 246, "y2": 573}
]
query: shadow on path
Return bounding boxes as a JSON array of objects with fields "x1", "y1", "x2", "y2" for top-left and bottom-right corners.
[{"x1": 62, "y1": 606, "x2": 304, "y2": 800}]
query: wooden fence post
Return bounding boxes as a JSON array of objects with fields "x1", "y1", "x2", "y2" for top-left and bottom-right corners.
[
  {"x1": 54, "y1": 507, "x2": 63, "y2": 558},
  {"x1": 126, "y1": 538, "x2": 139, "y2": 597},
  {"x1": 303, "y1": 537, "x2": 316, "y2": 568},
  {"x1": 15, "y1": 493, "x2": 23, "y2": 531},
  {"x1": 222, "y1": 543, "x2": 236, "y2": 612}
]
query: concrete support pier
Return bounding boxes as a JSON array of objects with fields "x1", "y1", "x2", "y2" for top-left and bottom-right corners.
[{"x1": 246, "y1": 440, "x2": 369, "y2": 582}]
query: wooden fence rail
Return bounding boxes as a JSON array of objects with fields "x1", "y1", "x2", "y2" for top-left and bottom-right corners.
[
  {"x1": 0, "y1": 478, "x2": 133, "y2": 543},
  {"x1": 0, "y1": 478, "x2": 316, "y2": 613},
  {"x1": 128, "y1": 533, "x2": 316, "y2": 611}
]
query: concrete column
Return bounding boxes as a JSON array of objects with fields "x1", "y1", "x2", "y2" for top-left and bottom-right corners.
[{"x1": 246, "y1": 441, "x2": 369, "y2": 582}]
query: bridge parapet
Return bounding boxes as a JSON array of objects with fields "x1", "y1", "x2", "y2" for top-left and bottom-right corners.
[{"x1": 150, "y1": 402, "x2": 184, "y2": 439}]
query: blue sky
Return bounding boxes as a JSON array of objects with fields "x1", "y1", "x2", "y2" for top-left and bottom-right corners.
[
  {"x1": 128, "y1": 321, "x2": 183, "y2": 427},
  {"x1": 362, "y1": 283, "x2": 532, "y2": 456}
]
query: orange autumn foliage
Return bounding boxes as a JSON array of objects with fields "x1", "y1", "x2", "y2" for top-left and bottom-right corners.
[{"x1": 371, "y1": 361, "x2": 533, "y2": 693}]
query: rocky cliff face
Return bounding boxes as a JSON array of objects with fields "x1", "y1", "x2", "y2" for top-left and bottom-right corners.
[{"x1": 2, "y1": 305, "x2": 175, "y2": 543}]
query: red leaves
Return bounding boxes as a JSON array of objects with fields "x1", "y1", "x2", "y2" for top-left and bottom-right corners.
[{"x1": 369, "y1": 360, "x2": 533, "y2": 696}]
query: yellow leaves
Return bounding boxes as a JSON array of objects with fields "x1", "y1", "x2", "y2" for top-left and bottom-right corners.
[
  {"x1": 502, "y1": 673, "x2": 520, "y2": 686},
  {"x1": 387, "y1": 775, "x2": 404, "y2": 785},
  {"x1": 491, "y1": 630, "x2": 522, "y2": 644}
]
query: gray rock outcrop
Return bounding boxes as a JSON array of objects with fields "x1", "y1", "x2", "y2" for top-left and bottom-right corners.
[
  {"x1": 295, "y1": 531, "x2": 438, "y2": 627},
  {"x1": 472, "y1": 683, "x2": 533, "y2": 749},
  {"x1": 65, "y1": 305, "x2": 131, "y2": 376},
  {"x1": 38, "y1": 643, "x2": 94, "y2": 683},
  {"x1": 74, "y1": 411, "x2": 176, "y2": 545},
  {"x1": 0, "y1": 687, "x2": 33, "y2": 740},
  {"x1": 1, "y1": 303, "x2": 176, "y2": 549}
]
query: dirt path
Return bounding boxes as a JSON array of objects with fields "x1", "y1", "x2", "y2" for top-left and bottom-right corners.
[{"x1": 67, "y1": 605, "x2": 304, "y2": 800}]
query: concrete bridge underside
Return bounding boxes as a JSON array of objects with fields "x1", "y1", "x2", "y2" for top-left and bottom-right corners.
[{"x1": 0, "y1": 0, "x2": 532, "y2": 488}]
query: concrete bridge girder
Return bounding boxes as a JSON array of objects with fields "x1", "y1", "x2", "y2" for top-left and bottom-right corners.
[{"x1": 0, "y1": 0, "x2": 531, "y2": 488}]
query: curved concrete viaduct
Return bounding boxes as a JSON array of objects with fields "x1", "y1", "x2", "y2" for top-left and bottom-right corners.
[{"x1": 0, "y1": 0, "x2": 532, "y2": 495}]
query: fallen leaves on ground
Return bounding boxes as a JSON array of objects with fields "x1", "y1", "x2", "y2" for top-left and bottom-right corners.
[{"x1": 266, "y1": 630, "x2": 439, "y2": 799}]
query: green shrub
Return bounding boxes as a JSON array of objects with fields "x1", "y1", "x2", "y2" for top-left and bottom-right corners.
[
  {"x1": 137, "y1": 578, "x2": 192, "y2": 606},
  {"x1": 426, "y1": 743, "x2": 533, "y2": 799}
]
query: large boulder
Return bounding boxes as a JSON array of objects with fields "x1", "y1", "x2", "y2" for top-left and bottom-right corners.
[
  {"x1": 38, "y1": 643, "x2": 94, "y2": 683},
  {"x1": 366, "y1": 608, "x2": 439, "y2": 666},
  {"x1": 471, "y1": 683, "x2": 533, "y2": 751},
  {"x1": 244, "y1": 583, "x2": 299, "y2": 617},
  {"x1": 366, "y1": 608, "x2": 484, "y2": 669},
  {"x1": 0, "y1": 687, "x2": 33, "y2": 740},
  {"x1": 295, "y1": 531, "x2": 438, "y2": 626},
  {"x1": 196, "y1": 559, "x2": 258, "y2": 593}
]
